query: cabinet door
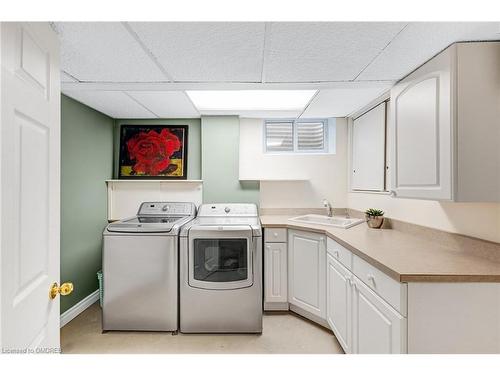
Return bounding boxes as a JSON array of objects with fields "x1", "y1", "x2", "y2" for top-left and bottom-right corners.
[
  {"x1": 352, "y1": 277, "x2": 407, "y2": 354},
  {"x1": 288, "y1": 230, "x2": 326, "y2": 319},
  {"x1": 352, "y1": 102, "x2": 386, "y2": 191},
  {"x1": 264, "y1": 242, "x2": 288, "y2": 306},
  {"x1": 390, "y1": 45, "x2": 454, "y2": 200},
  {"x1": 326, "y1": 254, "x2": 352, "y2": 353}
]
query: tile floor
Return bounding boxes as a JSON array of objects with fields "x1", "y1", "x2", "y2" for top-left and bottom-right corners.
[{"x1": 61, "y1": 303, "x2": 344, "y2": 354}]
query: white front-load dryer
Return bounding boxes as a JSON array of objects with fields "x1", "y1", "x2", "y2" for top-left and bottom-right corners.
[{"x1": 179, "y1": 203, "x2": 263, "y2": 333}]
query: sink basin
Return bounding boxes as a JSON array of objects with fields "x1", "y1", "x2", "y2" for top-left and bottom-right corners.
[{"x1": 289, "y1": 214, "x2": 364, "y2": 229}]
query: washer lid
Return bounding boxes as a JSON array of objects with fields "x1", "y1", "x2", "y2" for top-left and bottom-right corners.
[
  {"x1": 137, "y1": 202, "x2": 196, "y2": 217},
  {"x1": 106, "y1": 216, "x2": 184, "y2": 233}
]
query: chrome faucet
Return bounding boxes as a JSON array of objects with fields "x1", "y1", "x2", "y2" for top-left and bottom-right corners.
[{"x1": 322, "y1": 199, "x2": 334, "y2": 217}]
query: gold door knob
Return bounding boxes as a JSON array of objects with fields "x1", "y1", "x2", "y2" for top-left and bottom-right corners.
[{"x1": 49, "y1": 282, "x2": 74, "y2": 300}]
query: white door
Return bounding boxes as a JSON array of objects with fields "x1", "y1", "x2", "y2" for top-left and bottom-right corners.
[
  {"x1": 1, "y1": 23, "x2": 61, "y2": 352},
  {"x1": 326, "y1": 254, "x2": 352, "y2": 353},
  {"x1": 288, "y1": 230, "x2": 326, "y2": 319},
  {"x1": 390, "y1": 45, "x2": 453, "y2": 200},
  {"x1": 351, "y1": 277, "x2": 406, "y2": 354},
  {"x1": 264, "y1": 242, "x2": 287, "y2": 306}
]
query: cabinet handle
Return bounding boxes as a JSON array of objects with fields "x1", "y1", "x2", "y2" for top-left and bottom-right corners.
[
  {"x1": 389, "y1": 190, "x2": 397, "y2": 197},
  {"x1": 273, "y1": 232, "x2": 278, "y2": 237},
  {"x1": 367, "y1": 274, "x2": 376, "y2": 286},
  {"x1": 266, "y1": 245, "x2": 270, "y2": 250},
  {"x1": 334, "y1": 250, "x2": 339, "y2": 258}
]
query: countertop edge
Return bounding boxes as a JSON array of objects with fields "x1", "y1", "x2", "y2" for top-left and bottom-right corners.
[{"x1": 261, "y1": 220, "x2": 500, "y2": 283}]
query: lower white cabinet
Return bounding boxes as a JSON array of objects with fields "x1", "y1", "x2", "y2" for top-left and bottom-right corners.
[
  {"x1": 327, "y1": 254, "x2": 352, "y2": 353},
  {"x1": 407, "y1": 282, "x2": 500, "y2": 353},
  {"x1": 264, "y1": 228, "x2": 407, "y2": 353},
  {"x1": 327, "y1": 251, "x2": 406, "y2": 354},
  {"x1": 288, "y1": 230, "x2": 326, "y2": 320},
  {"x1": 264, "y1": 226, "x2": 498, "y2": 353},
  {"x1": 352, "y1": 277, "x2": 406, "y2": 354},
  {"x1": 264, "y1": 242, "x2": 288, "y2": 309}
]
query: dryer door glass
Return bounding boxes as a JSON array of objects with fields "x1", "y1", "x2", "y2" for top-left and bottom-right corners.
[{"x1": 193, "y1": 239, "x2": 248, "y2": 282}]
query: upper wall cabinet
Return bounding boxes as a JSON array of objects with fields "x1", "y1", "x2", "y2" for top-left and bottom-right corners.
[
  {"x1": 351, "y1": 102, "x2": 386, "y2": 191},
  {"x1": 390, "y1": 42, "x2": 500, "y2": 202}
]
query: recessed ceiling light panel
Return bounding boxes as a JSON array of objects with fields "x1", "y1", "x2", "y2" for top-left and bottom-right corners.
[{"x1": 186, "y1": 90, "x2": 317, "y2": 111}]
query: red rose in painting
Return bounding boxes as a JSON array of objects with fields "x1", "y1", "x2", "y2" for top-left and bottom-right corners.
[{"x1": 126, "y1": 129, "x2": 181, "y2": 175}]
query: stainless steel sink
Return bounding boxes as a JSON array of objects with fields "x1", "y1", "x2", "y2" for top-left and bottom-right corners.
[{"x1": 289, "y1": 214, "x2": 364, "y2": 229}]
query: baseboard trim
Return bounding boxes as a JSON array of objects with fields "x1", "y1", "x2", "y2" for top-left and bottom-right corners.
[
  {"x1": 264, "y1": 302, "x2": 289, "y2": 311},
  {"x1": 60, "y1": 289, "x2": 99, "y2": 328}
]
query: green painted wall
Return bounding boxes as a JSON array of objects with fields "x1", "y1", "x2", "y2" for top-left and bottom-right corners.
[
  {"x1": 60, "y1": 95, "x2": 114, "y2": 313},
  {"x1": 113, "y1": 119, "x2": 202, "y2": 179},
  {"x1": 201, "y1": 116, "x2": 259, "y2": 204}
]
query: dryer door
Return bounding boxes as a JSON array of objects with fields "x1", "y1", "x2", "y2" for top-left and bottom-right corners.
[{"x1": 188, "y1": 226, "x2": 254, "y2": 290}]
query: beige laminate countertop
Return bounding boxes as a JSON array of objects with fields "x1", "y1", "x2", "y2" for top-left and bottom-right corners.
[{"x1": 260, "y1": 215, "x2": 500, "y2": 283}]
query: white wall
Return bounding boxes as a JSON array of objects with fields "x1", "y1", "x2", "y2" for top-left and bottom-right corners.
[
  {"x1": 239, "y1": 118, "x2": 348, "y2": 209},
  {"x1": 348, "y1": 193, "x2": 500, "y2": 243},
  {"x1": 106, "y1": 180, "x2": 203, "y2": 221}
]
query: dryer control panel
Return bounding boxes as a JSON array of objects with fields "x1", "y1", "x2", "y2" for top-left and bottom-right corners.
[
  {"x1": 197, "y1": 203, "x2": 258, "y2": 217},
  {"x1": 137, "y1": 202, "x2": 196, "y2": 217}
]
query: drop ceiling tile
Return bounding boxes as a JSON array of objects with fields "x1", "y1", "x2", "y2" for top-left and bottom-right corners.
[
  {"x1": 358, "y1": 22, "x2": 500, "y2": 81},
  {"x1": 302, "y1": 85, "x2": 392, "y2": 118},
  {"x1": 127, "y1": 91, "x2": 200, "y2": 118},
  {"x1": 264, "y1": 22, "x2": 406, "y2": 82},
  {"x1": 63, "y1": 90, "x2": 155, "y2": 118},
  {"x1": 129, "y1": 22, "x2": 266, "y2": 82},
  {"x1": 53, "y1": 22, "x2": 167, "y2": 82}
]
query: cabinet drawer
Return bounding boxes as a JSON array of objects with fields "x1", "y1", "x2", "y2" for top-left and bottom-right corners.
[
  {"x1": 352, "y1": 255, "x2": 407, "y2": 316},
  {"x1": 265, "y1": 228, "x2": 287, "y2": 242},
  {"x1": 327, "y1": 237, "x2": 353, "y2": 270}
]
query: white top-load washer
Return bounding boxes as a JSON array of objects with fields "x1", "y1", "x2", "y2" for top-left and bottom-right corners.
[
  {"x1": 179, "y1": 203, "x2": 262, "y2": 333},
  {"x1": 102, "y1": 202, "x2": 196, "y2": 332}
]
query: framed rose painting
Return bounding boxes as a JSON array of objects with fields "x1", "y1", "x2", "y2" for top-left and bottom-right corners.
[{"x1": 118, "y1": 125, "x2": 188, "y2": 179}]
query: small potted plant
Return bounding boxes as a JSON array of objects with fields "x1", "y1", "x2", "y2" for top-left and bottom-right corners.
[{"x1": 365, "y1": 208, "x2": 385, "y2": 229}]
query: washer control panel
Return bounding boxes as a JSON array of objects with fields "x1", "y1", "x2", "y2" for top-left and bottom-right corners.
[
  {"x1": 137, "y1": 202, "x2": 196, "y2": 217},
  {"x1": 197, "y1": 203, "x2": 258, "y2": 217}
]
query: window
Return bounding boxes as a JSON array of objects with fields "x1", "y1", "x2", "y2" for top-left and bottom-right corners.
[
  {"x1": 296, "y1": 121, "x2": 325, "y2": 151},
  {"x1": 264, "y1": 121, "x2": 294, "y2": 152},
  {"x1": 264, "y1": 119, "x2": 329, "y2": 153}
]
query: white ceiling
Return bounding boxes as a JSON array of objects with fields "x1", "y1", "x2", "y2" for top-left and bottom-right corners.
[
  {"x1": 263, "y1": 22, "x2": 407, "y2": 82},
  {"x1": 53, "y1": 23, "x2": 167, "y2": 82},
  {"x1": 302, "y1": 86, "x2": 391, "y2": 118},
  {"x1": 358, "y1": 22, "x2": 500, "y2": 80},
  {"x1": 54, "y1": 22, "x2": 500, "y2": 119},
  {"x1": 64, "y1": 90, "x2": 155, "y2": 118},
  {"x1": 126, "y1": 91, "x2": 199, "y2": 118},
  {"x1": 129, "y1": 22, "x2": 266, "y2": 82}
]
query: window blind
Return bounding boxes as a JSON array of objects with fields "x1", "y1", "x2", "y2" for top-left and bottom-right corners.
[
  {"x1": 265, "y1": 122, "x2": 293, "y2": 152},
  {"x1": 296, "y1": 121, "x2": 325, "y2": 151}
]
